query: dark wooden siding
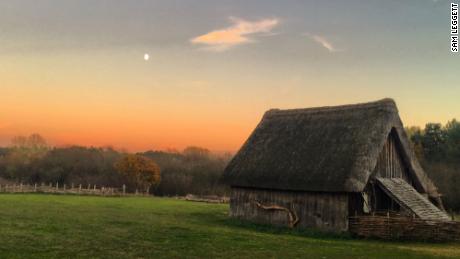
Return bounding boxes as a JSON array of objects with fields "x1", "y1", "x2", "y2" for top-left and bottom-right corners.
[
  {"x1": 230, "y1": 187, "x2": 349, "y2": 232},
  {"x1": 373, "y1": 133, "x2": 412, "y2": 184},
  {"x1": 361, "y1": 132, "x2": 417, "y2": 213}
]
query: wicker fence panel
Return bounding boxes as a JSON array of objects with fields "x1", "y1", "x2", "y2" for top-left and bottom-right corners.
[{"x1": 349, "y1": 213, "x2": 460, "y2": 242}]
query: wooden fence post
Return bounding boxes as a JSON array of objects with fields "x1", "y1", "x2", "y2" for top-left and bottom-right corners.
[
  {"x1": 387, "y1": 211, "x2": 390, "y2": 237},
  {"x1": 0, "y1": 182, "x2": 125, "y2": 196},
  {"x1": 87, "y1": 184, "x2": 91, "y2": 190},
  {"x1": 71, "y1": 183, "x2": 74, "y2": 189}
]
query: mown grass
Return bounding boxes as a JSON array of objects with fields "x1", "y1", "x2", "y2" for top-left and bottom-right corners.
[{"x1": 0, "y1": 194, "x2": 459, "y2": 258}]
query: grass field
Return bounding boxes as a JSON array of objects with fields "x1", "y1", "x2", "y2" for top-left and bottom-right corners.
[{"x1": 0, "y1": 194, "x2": 459, "y2": 258}]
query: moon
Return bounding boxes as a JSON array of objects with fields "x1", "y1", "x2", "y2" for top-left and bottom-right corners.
[{"x1": 144, "y1": 53, "x2": 150, "y2": 61}]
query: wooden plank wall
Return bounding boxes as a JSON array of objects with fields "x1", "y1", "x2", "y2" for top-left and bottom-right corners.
[
  {"x1": 373, "y1": 134, "x2": 411, "y2": 184},
  {"x1": 230, "y1": 187, "x2": 349, "y2": 232}
]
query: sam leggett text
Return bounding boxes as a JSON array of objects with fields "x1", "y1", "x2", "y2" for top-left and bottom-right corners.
[{"x1": 452, "y1": 3, "x2": 458, "y2": 52}]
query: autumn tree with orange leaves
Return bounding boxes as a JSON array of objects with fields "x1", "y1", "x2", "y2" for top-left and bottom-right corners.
[{"x1": 115, "y1": 154, "x2": 161, "y2": 193}]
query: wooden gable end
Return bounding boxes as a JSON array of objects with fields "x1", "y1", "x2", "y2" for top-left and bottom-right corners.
[{"x1": 372, "y1": 130, "x2": 413, "y2": 186}]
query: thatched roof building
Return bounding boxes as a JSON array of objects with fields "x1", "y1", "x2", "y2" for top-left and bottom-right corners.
[{"x1": 223, "y1": 99, "x2": 450, "y2": 233}]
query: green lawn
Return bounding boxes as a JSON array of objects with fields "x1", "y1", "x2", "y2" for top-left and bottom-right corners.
[{"x1": 0, "y1": 194, "x2": 459, "y2": 258}]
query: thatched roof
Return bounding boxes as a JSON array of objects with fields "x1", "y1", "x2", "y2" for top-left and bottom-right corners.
[{"x1": 223, "y1": 98, "x2": 439, "y2": 196}]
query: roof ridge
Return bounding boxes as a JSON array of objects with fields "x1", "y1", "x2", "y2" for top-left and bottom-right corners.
[{"x1": 265, "y1": 98, "x2": 397, "y2": 117}]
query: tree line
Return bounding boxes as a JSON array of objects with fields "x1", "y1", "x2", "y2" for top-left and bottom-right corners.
[
  {"x1": 0, "y1": 120, "x2": 459, "y2": 211},
  {"x1": 0, "y1": 134, "x2": 231, "y2": 196},
  {"x1": 406, "y1": 119, "x2": 460, "y2": 211}
]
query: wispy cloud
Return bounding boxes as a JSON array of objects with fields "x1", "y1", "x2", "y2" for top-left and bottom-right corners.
[
  {"x1": 305, "y1": 33, "x2": 341, "y2": 53},
  {"x1": 191, "y1": 17, "x2": 279, "y2": 52}
]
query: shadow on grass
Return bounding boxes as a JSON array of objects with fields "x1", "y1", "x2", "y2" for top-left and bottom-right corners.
[
  {"x1": 188, "y1": 209, "x2": 352, "y2": 241},
  {"x1": 222, "y1": 217, "x2": 352, "y2": 239}
]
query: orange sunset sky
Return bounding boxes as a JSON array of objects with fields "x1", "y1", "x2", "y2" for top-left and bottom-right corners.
[{"x1": 1, "y1": 1, "x2": 459, "y2": 152}]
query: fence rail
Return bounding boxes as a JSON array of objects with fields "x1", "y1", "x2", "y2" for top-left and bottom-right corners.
[{"x1": 0, "y1": 183, "x2": 148, "y2": 197}]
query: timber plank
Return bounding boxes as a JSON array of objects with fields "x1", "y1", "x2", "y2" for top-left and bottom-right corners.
[{"x1": 376, "y1": 178, "x2": 451, "y2": 221}]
